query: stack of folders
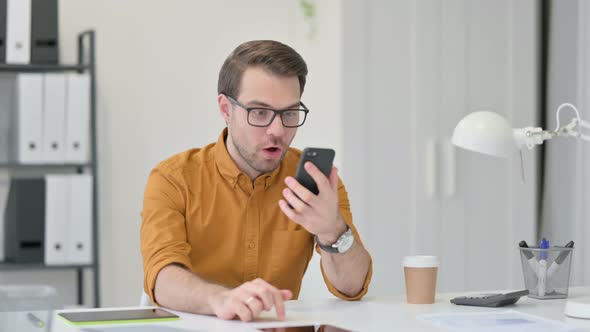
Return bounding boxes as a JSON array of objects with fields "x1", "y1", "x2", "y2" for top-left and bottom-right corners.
[
  {"x1": 44, "y1": 174, "x2": 93, "y2": 266},
  {"x1": 0, "y1": 174, "x2": 93, "y2": 265},
  {"x1": 0, "y1": 72, "x2": 91, "y2": 164},
  {"x1": 0, "y1": 0, "x2": 59, "y2": 64}
]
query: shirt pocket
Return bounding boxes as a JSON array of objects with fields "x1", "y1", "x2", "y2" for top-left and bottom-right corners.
[{"x1": 269, "y1": 230, "x2": 314, "y2": 292}]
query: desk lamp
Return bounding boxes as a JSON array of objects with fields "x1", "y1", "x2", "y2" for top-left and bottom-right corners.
[{"x1": 451, "y1": 102, "x2": 590, "y2": 319}]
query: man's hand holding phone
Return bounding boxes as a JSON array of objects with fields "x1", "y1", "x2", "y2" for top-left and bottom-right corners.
[{"x1": 278, "y1": 155, "x2": 347, "y2": 245}]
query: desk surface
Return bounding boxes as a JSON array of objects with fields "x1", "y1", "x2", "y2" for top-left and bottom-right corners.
[{"x1": 4, "y1": 287, "x2": 590, "y2": 331}]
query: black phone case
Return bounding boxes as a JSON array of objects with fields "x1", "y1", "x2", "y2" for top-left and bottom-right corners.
[{"x1": 295, "y1": 148, "x2": 335, "y2": 195}]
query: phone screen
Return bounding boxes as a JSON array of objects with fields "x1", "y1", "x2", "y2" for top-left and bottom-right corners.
[{"x1": 58, "y1": 308, "x2": 179, "y2": 325}]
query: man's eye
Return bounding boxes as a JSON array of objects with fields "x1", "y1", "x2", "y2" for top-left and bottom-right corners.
[{"x1": 252, "y1": 109, "x2": 269, "y2": 116}]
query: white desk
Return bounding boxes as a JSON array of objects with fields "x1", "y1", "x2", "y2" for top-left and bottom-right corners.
[{"x1": 5, "y1": 287, "x2": 590, "y2": 331}]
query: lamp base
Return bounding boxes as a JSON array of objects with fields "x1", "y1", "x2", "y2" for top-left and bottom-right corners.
[{"x1": 565, "y1": 297, "x2": 590, "y2": 319}]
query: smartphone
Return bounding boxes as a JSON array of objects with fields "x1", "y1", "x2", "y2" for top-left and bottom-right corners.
[
  {"x1": 295, "y1": 147, "x2": 335, "y2": 195},
  {"x1": 58, "y1": 308, "x2": 179, "y2": 326}
]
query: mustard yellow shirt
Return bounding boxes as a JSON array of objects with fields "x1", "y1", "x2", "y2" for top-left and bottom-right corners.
[{"x1": 141, "y1": 128, "x2": 372, "y2": 302}]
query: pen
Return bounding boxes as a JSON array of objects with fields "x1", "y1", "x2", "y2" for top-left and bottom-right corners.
[
  {"x1": 27, "y1": 312, "x2": 44, "y2": 328},
  {"x1": 547, "y1": 241, "x2": 574, "y2": 278},
  {"x1": 538, "y1": 238, "x2": 549, "y2": 296},
  {"x1": 519, "y1": 240, "x2": 539, "y2": 272}
]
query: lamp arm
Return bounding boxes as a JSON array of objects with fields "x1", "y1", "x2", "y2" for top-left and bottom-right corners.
[
  {"x1": 557, "y1": 117, "x2": 590, "y2": 142},
  {"x1": 551, "y1": 102, "x2": 590, "y2": 141},
  {"x1": 578, "y1": 119, "x2": 590, "y2": 142},
  {"x1": 516, "y1": 103, "x2": 590, "y2": 147},
  {"x1": 513, "y1": 127, "x2": 554, "y2": 150}
]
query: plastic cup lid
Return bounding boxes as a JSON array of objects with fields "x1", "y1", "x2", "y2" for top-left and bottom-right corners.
[{"x1": 402, "y1": 255, "x2": 440, "y2": 268}]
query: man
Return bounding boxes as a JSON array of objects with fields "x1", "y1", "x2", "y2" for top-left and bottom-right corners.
[{"x1": 141, "y1": 40, "x2": 372, "y2": 322}]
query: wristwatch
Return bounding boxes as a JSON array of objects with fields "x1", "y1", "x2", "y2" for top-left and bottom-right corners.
[{"x1": 317, "y1": 227, "x2": 355, "y2": 254}]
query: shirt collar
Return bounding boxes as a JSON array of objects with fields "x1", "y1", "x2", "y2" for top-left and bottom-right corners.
[{"x1": 214, "y1": 128, "x2": 283, "y2": 190}]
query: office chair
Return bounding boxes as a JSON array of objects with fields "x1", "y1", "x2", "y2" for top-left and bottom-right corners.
[{"x1": 139, "y1": 289, "x2": 152, "y2": 307}]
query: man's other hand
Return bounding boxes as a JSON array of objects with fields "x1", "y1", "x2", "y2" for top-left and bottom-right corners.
[{"x1": 209, "y1": 278, "x2": 292, "y2": 322}]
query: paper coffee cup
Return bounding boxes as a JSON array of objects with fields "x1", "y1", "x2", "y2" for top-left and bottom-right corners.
[{"x1": 402, "y1": 256, "x2": 439, "y2": 304}]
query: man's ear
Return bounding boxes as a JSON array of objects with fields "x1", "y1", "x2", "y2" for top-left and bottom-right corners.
[{"x1": 218, "y1": 94, "x2": 231, "y2": 122}]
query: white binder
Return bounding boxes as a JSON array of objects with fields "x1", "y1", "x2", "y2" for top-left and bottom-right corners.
[
  {"x1": 5, "y1": 0, "x2": 31, "y2": 64},
  {"x1": 0, "y1": 74, "x2": 16, "y2": 163},
  {"x1": 42, "y1": 74, "x2": 66, "y2": 163},
  {"x1": 67, "y1": 174, "x2": 93, "y2": 264},
  {"x1": 16, "y1": 73, "x2": 43, "y2": 163},
  {"x1": 65, "y1": 74, "x2": 91, "y2": 163},
  {"x1": 44, "y1": 175, "x2": 69, "y2": 265}
]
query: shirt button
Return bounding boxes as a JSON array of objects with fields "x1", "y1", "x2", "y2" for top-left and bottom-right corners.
[{"x1": 248, "y1": 242, "x2": 256, "y2": 249}]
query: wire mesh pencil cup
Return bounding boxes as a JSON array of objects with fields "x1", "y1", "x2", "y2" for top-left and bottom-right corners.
[{"x1": 519, "y1": 246, "x2": 573, "y2": 299}]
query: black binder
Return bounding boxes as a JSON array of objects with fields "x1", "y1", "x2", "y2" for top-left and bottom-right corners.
[
  {"x1": 4, "y1": 178, "x2": 46, "y2": 263},
  {"x1": 30, "y1": 0, "x2": 58, "y2": 64},
  {"x1": 0, "y1": 0, "x2": 6, "y2": 63}
]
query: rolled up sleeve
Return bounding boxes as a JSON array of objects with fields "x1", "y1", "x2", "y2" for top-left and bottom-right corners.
[
  {"x1": 316, "y1": 178, "x2": 373, "y2": 301},
  {"x1": 140, "y1": 166, "x2": 193, "y2": 304}
]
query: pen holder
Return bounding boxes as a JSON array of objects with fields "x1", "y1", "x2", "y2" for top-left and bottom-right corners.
[{"x1": 519, "y1": 246, "x2": 574, "y2": 299}]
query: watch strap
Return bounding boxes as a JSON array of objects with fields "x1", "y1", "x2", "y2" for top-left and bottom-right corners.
[{"x1": 317, "y1": 226, "x2": 353, "y2": 254}]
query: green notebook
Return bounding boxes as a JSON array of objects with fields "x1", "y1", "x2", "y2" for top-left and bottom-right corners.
[{"x1": 58, "y1": 308, "x2": 179, "y2": 326}]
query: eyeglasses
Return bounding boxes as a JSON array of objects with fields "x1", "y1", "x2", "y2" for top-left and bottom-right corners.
[{"x1": 226, "y1": 95, "x2": 309, "y2": 128}]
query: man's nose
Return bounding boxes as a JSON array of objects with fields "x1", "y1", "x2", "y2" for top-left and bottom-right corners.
[{"x1": 266, "y1": 113, "x2": 285, "y2": 136}]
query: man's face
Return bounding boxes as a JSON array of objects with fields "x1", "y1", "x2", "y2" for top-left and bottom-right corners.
[{"x1": 220, "y1": 67, "x2": 301, "y2": 177}]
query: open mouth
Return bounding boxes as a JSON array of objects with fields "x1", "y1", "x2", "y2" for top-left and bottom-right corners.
[{"x1": 262, "y1": 146, "x2": 283, "y2": 158}]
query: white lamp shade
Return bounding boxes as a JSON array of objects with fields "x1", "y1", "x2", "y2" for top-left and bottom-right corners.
[{"x1": 451, "y1": 111, "x2": 516, "y2": 158}]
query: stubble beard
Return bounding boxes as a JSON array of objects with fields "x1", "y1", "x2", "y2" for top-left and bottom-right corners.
[{"x1": 231, "y1": 132, "x2": 288, "y2": 175}]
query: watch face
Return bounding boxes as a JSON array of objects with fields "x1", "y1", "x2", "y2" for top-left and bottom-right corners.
[
  {"x1": 337, "y1": 231, "x2": 354, "y2": 253},
  {"x1": 338, "y1": 236, "x2": 354, "y2": 252}
]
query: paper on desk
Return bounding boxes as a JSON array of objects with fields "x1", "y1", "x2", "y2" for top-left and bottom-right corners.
[{"x1": 417, "y1": 310, "x2": 583, "y2": 332}]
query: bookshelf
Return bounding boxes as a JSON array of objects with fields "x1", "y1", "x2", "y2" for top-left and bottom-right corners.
[{"x1": 0, "y1": 30, "x2": 99, "y2": 307}]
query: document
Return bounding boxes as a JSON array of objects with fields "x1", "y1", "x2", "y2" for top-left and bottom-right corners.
[{"x1": 417, "y1": 310, "x2": 583, "y2": 332}]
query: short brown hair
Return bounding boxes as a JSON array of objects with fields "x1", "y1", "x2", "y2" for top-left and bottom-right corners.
[{"x1": 218, "y1": 40, "x2": 308, "y2": 98}]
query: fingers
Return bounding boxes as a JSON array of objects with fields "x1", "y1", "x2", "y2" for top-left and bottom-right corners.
[
  {"x1": 251, "y1": 279, "x2": 288, "y2": 320},
  {"x1": 234, "y1": 301, "x2": 253, "y2": 322},
  {"x1": 272, "y1": 286, "x2": 287, "y2": 320},
  {"x1": 303, "y1": 162, "x2": 331, "y2": 193},
  {"x1": 249, "y1": 279, "x2": 278, "y2": 311},
  {"x1": 282, "y1": 187, "x2": 308, "y2": 212},
  {"x1": 219, "y1": 279, "x2": 290, "y2": 322},
  {"x1": 329, "y1": 166, "x2": 339, "y2": 191},
  {"x1": 284, "y1": 162, "x2": 333, "y2": 206},
  {"x1": 284, "y1": 176, "x2": 315, "y2": 205},
  {"x1": 278, "y1": 199, "x2": 304, "y2": 225},
  {"x1": 281, "y1": 289, "x2": 293, "y2": 300},
  {"x1": 244, "y1": 295, "x2": 264, "y2": 319}
]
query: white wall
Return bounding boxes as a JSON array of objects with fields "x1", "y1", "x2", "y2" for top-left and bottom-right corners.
[
  {"x1": 57, "y1": 0, "x2": 344, "y2": 306},
  {"x1": 542, "y1": 0, "x2": 590, "y2": 287},
  {"x1": 342, "y1": 0, "x2": 539, "y2": 296}
]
